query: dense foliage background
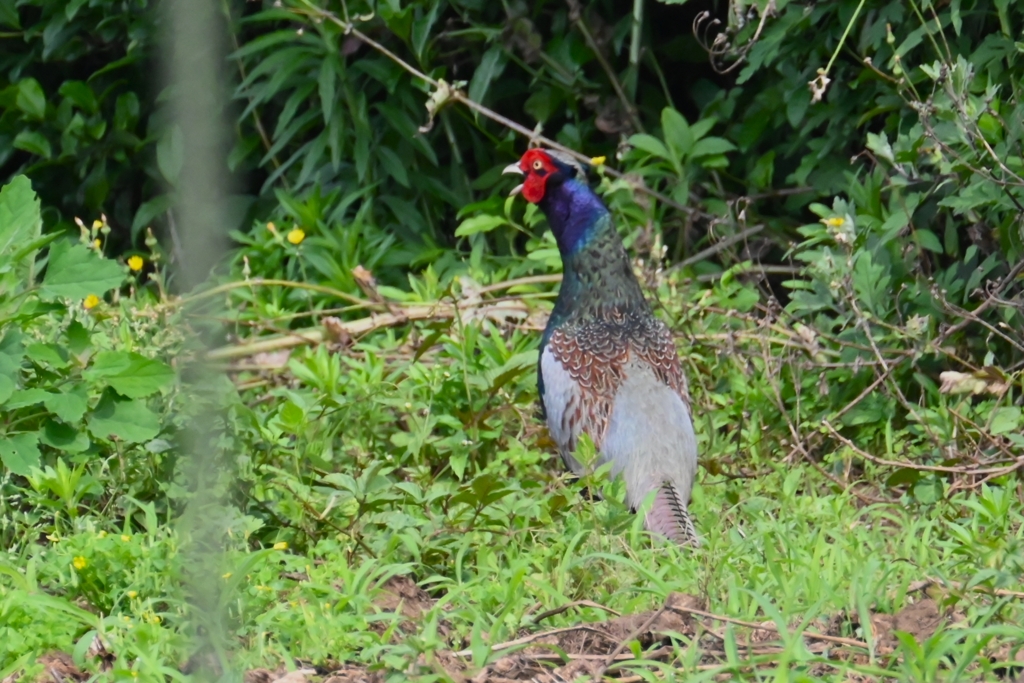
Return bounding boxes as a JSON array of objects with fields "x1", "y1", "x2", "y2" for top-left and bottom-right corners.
[{"x1": 1, "y1": 0, "x2": 1023, "y2": 680}]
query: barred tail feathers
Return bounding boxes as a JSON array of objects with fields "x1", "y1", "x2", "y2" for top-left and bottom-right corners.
[{"x1": 645, "y1": 481, "x2": 699, "y2": 547}]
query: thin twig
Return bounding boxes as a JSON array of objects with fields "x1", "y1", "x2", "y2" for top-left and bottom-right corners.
[
  {"x1": 595, "y1": 606, "x2": 667, "y2": 678},
  {"x1": 450, "y1": 625, "x2": 613, "y2": 658},
  {"x1": 823, "y1": 419, "x2": 1024, "y2": 477},
  {"x1": 531, "y1": 600, "x2": 622, "y2": 625},
  {"x1": 669, "y1": 224, "x2": 765, "y2": 272},
  {"x1": 669, "y1": 605, "x2": 869, "y2": 649}
]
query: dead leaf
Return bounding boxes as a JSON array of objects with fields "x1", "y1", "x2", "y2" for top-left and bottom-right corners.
[
  {"x1": 269, "y1": 669, "x2": 315, "y2": 683},
  {"x1": 36, "y1": 652, "x2": 87, "y2": 683},
  {"x1": 938, "y1": 367, "x2": 1010, "y2": 395}
]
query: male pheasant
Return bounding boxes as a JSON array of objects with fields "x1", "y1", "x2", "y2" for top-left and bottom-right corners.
[{"x1": 503, "y1": 149, "x2": 699, "y2": 546}]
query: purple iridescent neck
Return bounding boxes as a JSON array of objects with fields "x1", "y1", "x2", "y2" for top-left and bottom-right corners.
[{"x1": 538, "y1": 177, "x2": 610, "y2": 256}]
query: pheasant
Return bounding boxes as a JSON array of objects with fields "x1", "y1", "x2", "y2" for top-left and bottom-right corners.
[{"x1": 503, "y1": 148, "x2": 699, "y2": 546}]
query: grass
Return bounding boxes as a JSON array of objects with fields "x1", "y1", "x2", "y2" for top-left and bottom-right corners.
[{"x1": 3, "y1": 309, "x2": 1022, "y2": 681}]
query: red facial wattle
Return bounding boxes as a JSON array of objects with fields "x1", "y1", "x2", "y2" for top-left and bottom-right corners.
[{"x1": 518, "y1": 149, "x2": 558, "y2": 204}]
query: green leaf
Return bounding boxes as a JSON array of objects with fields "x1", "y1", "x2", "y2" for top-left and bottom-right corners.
[
  {"x1": 468, "y1": 45, "x2": 507, "y2": 105},
  {"x1": 87, "y1": 390, "x2": 160, "y2": 443},
  {"x1": 40, "y1": 241, "x2": 125, "y2": 301},
  {"x1": 40, "y1": 419, "x2": 90, "y2": 453},
  {"x1": 989, "y1": 407, "x2": 1021, "y2": 435},
  {"x1": 0, "y1": 175, "x2": 42, "y2": 295},
  {"x1": 690, "y1": 136, "x2": 736, "y2": 158},
  {"x1": 130, "y1": 194, "x2": 173, "y2": 242},
  {"x1": 0, "y1": 433, "x2": 41, "y2": 475},
  {"x1": 628, "y1": 133, "x2": 670, "y2": 160},
  {"x1": 44, "y1": 385, "x2": 89, "y2": 423},
  {"x1": 25, "y1": 343, "x2": 69, "y2": 369},
  {"x1": 455, "y1": 215, "x2": 506, "y2": 237},
  {"x1": 378, "y1": 146, "x2": 410, "y2": 187},
  {"x1": 12, "y1": 131, "x2": 51, "y2": 159},
  {"x1": 15, "y1": 78, "x2": 46, "y2": 119},
  {"x1": 83, "y1": 350, "x2": 174, "y2": 398},
  {"x1": 913, "y1": 229, "x2": 943, "y2": 254},
  {"x1": 157, "y1": 125, "x2": 184, "y2": 184},
  {"x1": 661, "y1": 107, "x2": 693, "y2": 158},
  {"x1": 58, "y1": 81, "x2": 98, "y2": 113},
  {"x1": 5, "y1": 388, "x2": 49, "y2": 409}
]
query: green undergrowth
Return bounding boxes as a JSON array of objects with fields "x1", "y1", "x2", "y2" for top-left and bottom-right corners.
[{"x1": 3, "y1": 173, "x2": 1023, "y2": 681}]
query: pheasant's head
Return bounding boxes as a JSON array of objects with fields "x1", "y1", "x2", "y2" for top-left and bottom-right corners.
[{"x1": 503, "y1": 149, "x2": 590, "y2": 204}]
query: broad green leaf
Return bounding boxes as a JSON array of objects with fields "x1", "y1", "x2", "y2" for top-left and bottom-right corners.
[
  {"x1": 690, "y1": 136, "x2": 736, "y2": 158},
  {"x1": 15, "y1": 78, "x2": 46, "y2": 119},
  {"x1": 87, "y1": 390, "x2": 160, "y2": 443},
  {"x1": 25, "y1": 343, "x2": 68, "y2": 369},
  {"x1": 5, "y1": 388, "x2": 49, "y2": 409},
  {"x1": 0, "y1": 175, "x2": 42, "y2": 295},
  {"x1": 661, "y1": 107, "x2": 693, "y2": 158},
  {"x1": 990, "y1": 407, "x2": 1021, "y2": 435},
  {"x1": 40, "y1": 241, "x2": 124, "y2": 301},
  {"x1": 628, "y1": 133, "x2": 670, "y2": 160},
  {"x1": 13, "y1": 131, "x2": 51, "y2": 159},
  {"x1": 130, "y1": 194, "x2": 173, "y2": 242},
  {"x1": 913, "y1": 229, "x2": 943, "y2": 254},
  {"x1": 0, "y1": 432, "x2": 40, "y2": 475},
  {"x1": 455, "y1": 215, "x2": 506, "y2": 237},
  {"x1": 44, "y1": 385, "x2": 89, "y2": 423},
  {"x1": 41, "y1": 420, "x2": 90, "y2": 453},
  {"x1": 83, "y1": 350, "x2": 174, "y2": 398}
]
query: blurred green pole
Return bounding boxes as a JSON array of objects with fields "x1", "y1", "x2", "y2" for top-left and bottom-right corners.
[{"x1": 165, "y1": 0, "x2": 235, "y2": 678}]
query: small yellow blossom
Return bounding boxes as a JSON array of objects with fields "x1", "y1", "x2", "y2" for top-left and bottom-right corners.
[
  {"x1": 127, "y1": 590, "x2": 138, "y2": 599},
  {"x1": 222, "y1": 572, "x2": 233, "y2": 579},
  {"x1": 266, "y1": 221, "x2": 278, "y2": 234},
  {"x1": 121, "y1": 534, "x2": 130, "y2": 542},
  {"x1": 93, "y1": 238, "x2": 102, "y2": 250},
  {"x1": 589, "y1": 155, "x2": 607, "y2": 166},
  {"x1": 83, "y1": 294, "x2": 100, "y2": 310},
  {"x1": 92, "y1": 219, "x2": 103, "y2": 230},
  {"x1": 273, "y1": 541, "x2": 288, "y2": 550},
  {"x1": 47, "y1": 534, "x2": 60, "y2": 542},
  {"x1": 97, "y1": 530, "x2": 107, "y2": 539},
  {"x1": 127, "y1": 255, "x2": 144, "y2": 272},
  {"x1": 73, "y1": 556, "x2": 87, "y2": 570},
  {"x1": 823, "y1": 217, "x2": 845, "y2": 227},
  {"x1": 148, "y1": 615, "x2": 161, "y2": 624},
  {"x1": 286, "y1": 228, "x2": 305, "y2": 245}
]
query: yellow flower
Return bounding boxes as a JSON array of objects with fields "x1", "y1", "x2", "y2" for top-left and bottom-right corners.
[
  {"x1": 73, "y1": 556, "x2": 87, "y2": 570},
  {"x1": 97, "y1": 530, "x2": 107, "y2": 539},
  {"x1": 47, "y1": 534, "x2": 60, "y2": 542},
  {"x1": 92, "y1": 219, "x2": 103, "y2": 230},
  {"x1": 222, "y1": 572, "x2": 233, "y2": 579},
  {"x1": 127, "y1": 255, "x2": 144, "y2": 272},
  {"x1": 93, "y1": 238, "x2": 102, "y2": 250},
  {"x1": 127, "y1": 590, "x2": 138, "y2": 599},
  {"x1": 823, "y1": 217, "x2": 845, "y2": 227},
  {"x1": 273, "y1": 541, "x2": 288, "y2": 550},
  {"x1": 266, "y1": 221, "x2": 277, "y2": 234},
  {"x1": 286, "y1": 228, "x2": 305, "y2": 245},
  {"x1": 589, "y1": 155, "x2": 607, "y2": 166},
  {"x1": 83, "y1": 294, "x2": 100, "y2": 310},
  {"x1": 121, "y1": 534, "x2": 130, "y2": 542}
]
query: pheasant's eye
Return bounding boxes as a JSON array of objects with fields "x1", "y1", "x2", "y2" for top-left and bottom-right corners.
[{"x1": 532, "y1": 160, "x2": 544, "y2": 171}]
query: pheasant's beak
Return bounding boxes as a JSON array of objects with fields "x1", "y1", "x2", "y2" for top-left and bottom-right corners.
[{"x1": 503, "y1": 162, "x2": 524, "y2": 197}]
